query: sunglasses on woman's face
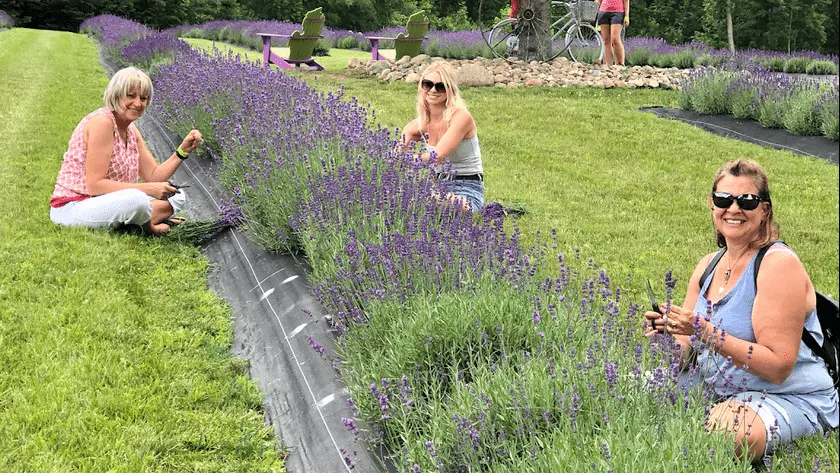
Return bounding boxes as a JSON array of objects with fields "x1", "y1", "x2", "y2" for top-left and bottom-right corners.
[
  {"x1": 711, "y1": 192, "x2": 766, "y2": 211},
  {"x1": 421, "y1": 80, "x2": 447, "y2": 93}
]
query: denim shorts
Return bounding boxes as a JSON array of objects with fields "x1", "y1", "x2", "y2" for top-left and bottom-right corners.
[
  {"x1": 441, "y1": 179, "x2": 484, "y2": 212},
  {"x1": 731, "y1": 390, "x2": 833, "y2": 452},
  {"x1": 674, "y1": 372, "x2": 837, "y2": 452},
  {"x1": 596, "y1": 11, "x2": 625, "y2": 25}
]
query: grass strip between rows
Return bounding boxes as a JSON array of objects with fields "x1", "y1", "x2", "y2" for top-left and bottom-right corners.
[{"x1": 0, "y1": 29, "x2": 283, "y2": 472}]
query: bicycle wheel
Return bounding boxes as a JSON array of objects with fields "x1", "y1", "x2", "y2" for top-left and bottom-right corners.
[
  {"x1": 564, "y1": 23, "x2": 602, "y2": 63},
  {"x1": 484, "y1": 18, "x2": 519, "y2": 59}
]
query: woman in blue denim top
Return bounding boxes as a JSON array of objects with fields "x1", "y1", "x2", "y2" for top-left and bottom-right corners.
[{"x1": 645, "y1": 159, "x2": 838, "y2": 461}]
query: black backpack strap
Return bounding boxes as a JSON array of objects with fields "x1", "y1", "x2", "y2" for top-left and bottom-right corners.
[
  {"x1": 753, "y1": 241, "x2": 826, "y2": 360},
  {"x1": 698, "y1": 248, "x2": 727, "y2": 290}
]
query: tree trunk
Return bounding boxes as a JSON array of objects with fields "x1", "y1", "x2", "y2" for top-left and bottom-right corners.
[
  {"x1": 518, "y1": 0, "x2": 551, "y2": 61},
  {"x1": 726, "y1": 0, "x2": 735, "y2": 52}
]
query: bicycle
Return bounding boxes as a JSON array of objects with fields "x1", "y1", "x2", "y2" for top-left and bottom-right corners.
[{"x1": 481, "y1": 0, "x2": 604, "y2": 63}]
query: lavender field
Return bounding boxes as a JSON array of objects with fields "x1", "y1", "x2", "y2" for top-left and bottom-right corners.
[
  {"x1": 678, "y1": 66, "x2": 839, "y2": 140},
  {"x1": 164, "y1": 18, "x2": 839, "y2": 74},
  {"x1": 76, "y1": 14, "x2": 839, "y2": 472}
]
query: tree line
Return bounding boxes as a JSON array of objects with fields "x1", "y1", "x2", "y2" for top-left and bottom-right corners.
[{"x1": 3, "y1": 0, "x2": 837, "y2": 54}]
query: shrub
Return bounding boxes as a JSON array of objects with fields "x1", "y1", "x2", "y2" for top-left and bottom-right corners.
[
  {"x1": 313, "y1": 38, "x2": 331, "y2": 56},
  {"x1": 760, "y1": 56, "x2": 786, "y2": 72},
  {"x1": 625, "y1": 48, "x2": 650, "y2": 66},
  {"x1": 730, "y1": 89, "x2": 759, "y2": 120},
  {"x1": 805, "y1": 60, "x2": 838, "y2": 75},
  {"x1": 0, "y1": 10, "x2": 13, "y2": 29},
  {"x1": 335, "y1": 36, "x2": 361, "y2": 50},
  {"x1": 650, "y1": 52, "x2": 673, "y2": 68},
  {"x1": 757, "y1": 93, "x2": 791, "y2": 129},
  {"x1": 679, "y1": 69, "x2": 735, "y2": 115},
  {"x1": 818, "y1": 87, "x2": 839, "y2": 140},
  {"x1": 783, "y1": 88, "x2": 823, "y2": 135},
  {"x1": 783, "y1": 57, "x2": 811, "y2": 73},
  {"x1": 672, "y1": 50, "x2": 696, "y2": 69}
]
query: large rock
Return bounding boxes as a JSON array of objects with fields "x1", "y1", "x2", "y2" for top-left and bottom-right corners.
[
  {"x1": 405, "y1": 72, "x2": 422, "y2": 83},
  {"x1": 368, "y1": 60, "x2": 391, "y2": 76},
  {"x1": 396, "y1": 55, "x2": 412, "y2": 66},
  {"x1": 457, "y1": 63, "x2": 495, "y2": 87},
  {"x1": 347, "y1": 57, "x2": 361, "y2": 69},
  {"x1": 410, "y1": 54, "x2": 430, "y2": 66}
]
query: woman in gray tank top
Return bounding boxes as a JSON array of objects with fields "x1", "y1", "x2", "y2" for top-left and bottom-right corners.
[
  {"x1": 645, "y1": 159, "x2": 837, "y2": 461},
  {"x1": 401, "y1": 62, "x2": 484, "y2": 212}
]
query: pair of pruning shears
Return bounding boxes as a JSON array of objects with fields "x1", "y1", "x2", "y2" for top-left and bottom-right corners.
[{"x1": 168, "y1": 181, "x2": 191, "y2": 192}]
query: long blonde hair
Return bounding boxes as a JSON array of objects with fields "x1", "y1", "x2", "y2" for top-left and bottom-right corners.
[{"x1": 416, "y1": 61, "x2": 467, "y2": 128}]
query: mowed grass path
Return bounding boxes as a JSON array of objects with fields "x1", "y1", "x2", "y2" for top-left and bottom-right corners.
[
  {"x1": 182, "y1": 37, "x2": 839, "y2": 299},
  {"x1": 0, "y1": 29, "x2": 283, "y2": 472}
]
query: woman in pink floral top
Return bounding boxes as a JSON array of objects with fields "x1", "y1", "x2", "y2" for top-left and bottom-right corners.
[{"x1": 50, "y1": 67, "x2": 202, "y2": 234}]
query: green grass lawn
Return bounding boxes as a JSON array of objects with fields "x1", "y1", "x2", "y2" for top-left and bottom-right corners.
[{"x1": 0, "y1": 29, "x2": 283, "y2": 472}]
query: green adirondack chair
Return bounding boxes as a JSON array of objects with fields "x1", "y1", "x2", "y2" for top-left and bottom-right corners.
[
  {"x1": 257, "y1": 7, "x2": 325, "y2": 70},
  {"x1": 394, "y1": 11, "x2": 429, "y2": 59}
]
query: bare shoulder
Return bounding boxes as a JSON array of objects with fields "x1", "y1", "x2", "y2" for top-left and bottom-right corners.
[
  {"x1": 451, "y1": 107, "x2": 474, "y2": 124},
  {"x1": 85, "y1": 113, "x2": 113, "y2": 133},
  {"x1": 760, "y1": 245, "x2": 806, "y2": 276},
  {"x1": 695, "y1": 251, "x2": 719, "y2": 272},
  {"x1": 402, "y1": 118, "x2": 421, "y2": 141},
  {"x1": 450, "y1": 107, "x2": 476, "y2": 134},
  {"x1": 84, "y1": 114, "x2": 115, "y2": 142}
]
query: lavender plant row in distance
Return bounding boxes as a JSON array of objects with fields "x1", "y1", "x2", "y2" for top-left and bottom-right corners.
[
  {"x1": 83, "y1": 15, "x2": 839, "y2": 472},
  {"x1": 164, "y1": 18, "x2": 839, "y2": 70},
  {"x1": 679, "y1": 66, "x2": 839, "y2": 141}
]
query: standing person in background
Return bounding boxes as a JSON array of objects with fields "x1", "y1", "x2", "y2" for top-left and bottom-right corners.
[
  {"x1": 510, "y1": 0, "x2": 521, "y2": 18},
  {"x1": 595, "y1": 0, "x2": 629, "y2": 65},
  {"x1": 49, "y1": 67, "x2": 202, "y2": 234}
]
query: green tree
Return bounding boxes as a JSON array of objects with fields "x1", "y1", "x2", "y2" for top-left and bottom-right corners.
[{"x1": 827, "y1": 0, "x2": 839, "y2": 54}]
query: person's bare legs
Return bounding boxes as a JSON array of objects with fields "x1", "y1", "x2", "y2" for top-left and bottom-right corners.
[
  {"x1": 706, "y1": 400, "x2": 768, "y2": 462},
  {"x1": 599, "y1": 26, "x2": 613, "y2": 65},
  {"x1": 610, "y1": 24, "x2": 625, "y2": 65},
  {"x1": 147, "y1": 199, "x2": 175, "y2": 234}
]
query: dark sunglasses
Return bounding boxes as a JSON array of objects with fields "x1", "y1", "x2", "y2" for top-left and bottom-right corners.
[
  {"x1": 421, "y1": 80, "x2": 447, "y2": 93},
  {"x1": 711, "y1": 192, "x2": 767, "y2": 211}
]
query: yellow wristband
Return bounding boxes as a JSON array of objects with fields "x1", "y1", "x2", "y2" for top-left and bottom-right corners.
[{"x1": 176, "y1": 145, "x2": 189, "y2": 159}]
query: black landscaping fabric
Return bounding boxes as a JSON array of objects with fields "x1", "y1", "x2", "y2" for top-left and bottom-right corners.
[
  {"x1": 641, "y1": 107, "x2": 839, "y2": 165},
  {"x1": 99, "y1": 55, "x2": 392, "y2": 472}
]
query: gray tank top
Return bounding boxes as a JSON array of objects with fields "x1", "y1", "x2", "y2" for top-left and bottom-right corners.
[
  {"x1": 693, "y1": 245, "x2": 838, "y2": 425},
  {"x1": 425, "y1": 136, "x2": 483, "y2": 176}
]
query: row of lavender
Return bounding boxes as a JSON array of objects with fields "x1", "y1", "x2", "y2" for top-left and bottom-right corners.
[
  {"x1": 81, "y1": 15, "x2": 834, "y2": 472},
  {"x1": 163, "y1": 18, "x2": 838, "y2": 74},
  {"x1": 678, "y1": 65, "x2": 839, "y2": 141},
  {"x1": 0, "y1": 10, "x2": 13, "y2": 29}
]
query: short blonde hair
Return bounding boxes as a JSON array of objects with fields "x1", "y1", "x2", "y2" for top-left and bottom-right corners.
[
  {"x1": 103, "y1": 67, "x2": 153, "y2": 112},
  {"x1": 416, "y1": 61, "x2": 467, "y2": 127}
]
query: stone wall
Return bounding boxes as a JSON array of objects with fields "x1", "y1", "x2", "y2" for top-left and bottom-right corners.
[{"x1": 348, "y1": 55, "x2": 690, "y2": 90}]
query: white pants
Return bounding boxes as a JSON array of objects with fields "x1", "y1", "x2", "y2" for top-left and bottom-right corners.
[{"x1": 50, "y1": 188, "x2": 187, "y2": 228}]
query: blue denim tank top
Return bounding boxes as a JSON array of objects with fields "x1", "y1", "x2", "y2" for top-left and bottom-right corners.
[{"x1": 693, "y1": 246, "x2": 836, "y2": 407}]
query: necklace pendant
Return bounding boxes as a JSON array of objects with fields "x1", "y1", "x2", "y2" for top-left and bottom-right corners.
[{"x1": 718, "y1": 285, "x2": 724, "y2": 295}]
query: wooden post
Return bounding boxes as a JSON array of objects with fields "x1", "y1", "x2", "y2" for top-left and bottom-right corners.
[{"x1": 518, "y1": 0, "x2": 550, "y2": 62}]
